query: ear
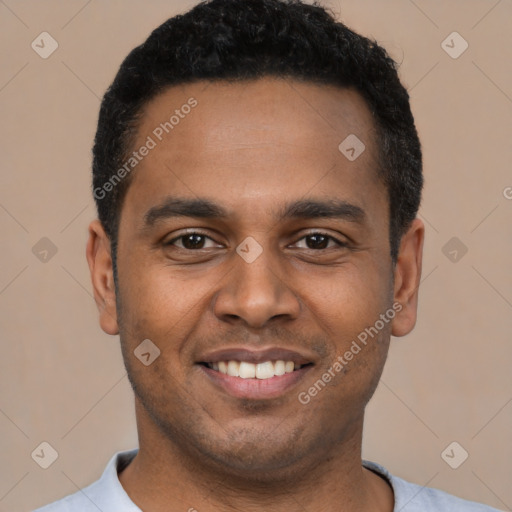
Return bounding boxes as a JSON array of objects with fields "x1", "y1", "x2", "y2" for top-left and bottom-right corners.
[
  {"x1": 86, "y1": 220, "x2": 119, "y2": 335},
  {"x1": 391, "y1": 218, "x2": 424, "y2": 337}
]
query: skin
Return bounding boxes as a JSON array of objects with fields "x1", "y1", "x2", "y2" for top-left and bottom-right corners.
[{"x1": 87, "y1": 78, "x2": 424, "y2": 512}]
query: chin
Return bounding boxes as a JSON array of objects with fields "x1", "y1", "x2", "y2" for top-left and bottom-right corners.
[
  {"x1": 205, "y1": 447, "x2": 309, "y2": 482},
  {"x1": 188, "y1": 423, "x2": 323, "y2": 481}
]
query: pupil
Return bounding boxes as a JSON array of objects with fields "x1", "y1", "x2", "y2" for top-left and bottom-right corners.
[
  {"x1": 183, "y1": 234, "x2": 204, "y2": 249},
  {"x1": 307, "y1": 234, "x2": 328, "y2": 249}
]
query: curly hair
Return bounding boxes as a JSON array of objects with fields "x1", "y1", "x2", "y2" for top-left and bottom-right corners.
[{"x1": 92, "y1": 0, "x2": 422, "y2": 267}]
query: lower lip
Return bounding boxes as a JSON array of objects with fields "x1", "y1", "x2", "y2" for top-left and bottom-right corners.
[{"x1": 198, "y1": 365, "x2": 313, "y2": 400}]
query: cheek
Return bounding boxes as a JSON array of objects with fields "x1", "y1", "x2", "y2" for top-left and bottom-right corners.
[
  {"x1": 116, "y1": 260, "x2": 218, "y2": 355},
  {"x1": 298, "y1": 260, "x2": 392, "y2": 339},
  {"x1": 295, "y1": 259, "x2": 393, "y2": 397},
  {"x1": 115, "y1": 265, "x2": 203, "y2": 408}
]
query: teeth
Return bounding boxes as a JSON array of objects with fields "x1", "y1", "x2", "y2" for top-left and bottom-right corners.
[
  {"x1": 274, "y1": 360, "x2": 285, "y2": 376},
  {"x1": 227, "y1": 360, "x2": 239, "y2": 377},
  {"x1": 239, "y1": 361, "x2": 256, "y2": 379},
  {"x1": 211, "y1": 360, "x2": 301, "y2": 379},
  {"x1": 256, "y1": 361, "x2": 274, "y2": 379}
]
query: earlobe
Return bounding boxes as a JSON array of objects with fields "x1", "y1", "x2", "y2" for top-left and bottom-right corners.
[
  {"x1": 86, "y1": 220, "x2": 120, "y2": 335},
  {"x1": 391, "y1": 218, "x2": 424, "y2": 338}
]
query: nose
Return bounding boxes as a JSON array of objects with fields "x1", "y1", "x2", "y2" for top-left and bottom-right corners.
[{"x1": 213, "y1": 248, "x2": 301, "y2": 329}]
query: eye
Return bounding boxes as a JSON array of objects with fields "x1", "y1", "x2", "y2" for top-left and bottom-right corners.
[
  {"x1": 293, "y1": 232, "x2": 346, "y2": 250},
  {"x1": 166, "y1": 231, "x2": 222, "y2": 250}
]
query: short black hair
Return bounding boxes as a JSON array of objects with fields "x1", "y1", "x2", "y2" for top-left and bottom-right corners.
[{"x1": 92, "y1": 0, "x2": 422, "y2": 269}]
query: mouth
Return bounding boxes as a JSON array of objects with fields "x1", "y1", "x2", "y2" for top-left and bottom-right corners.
[
  {"x1": 197, "y1": 347, "x2": 315, "y2": 400},
  {"x1": 201, "y1": 359, "x2": 312, "y2": 379}
]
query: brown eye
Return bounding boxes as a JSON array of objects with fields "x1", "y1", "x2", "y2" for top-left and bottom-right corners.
[
  {"x1": 167, "y1": 232, "x2": 221, "y2": 250},
  {"x1": 180, "y1": 234, "x2": 206, "y2": 249},
  {"x1": 305, "y1": 234, "x2": 330, "y2": 249},
  {"x1": 293, "y1": 232, "x2": 345, "y2": 250}
]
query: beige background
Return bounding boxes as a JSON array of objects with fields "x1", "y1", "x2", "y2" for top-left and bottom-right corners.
[{"x1": 1, "y1": 0, "x2": 511, "y2": 511}]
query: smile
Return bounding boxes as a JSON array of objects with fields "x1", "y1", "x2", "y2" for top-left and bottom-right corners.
[
  {"x1": 197, "y1": 347, "x2": 316, "y2": 399},
  {"x1": 204, "y1": 360, "x2": 310, "y2": 380}
]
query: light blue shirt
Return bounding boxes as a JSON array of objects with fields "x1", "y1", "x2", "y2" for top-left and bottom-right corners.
[{"x1": 33, "y1": 449, "x2": 503, "y2": 511}]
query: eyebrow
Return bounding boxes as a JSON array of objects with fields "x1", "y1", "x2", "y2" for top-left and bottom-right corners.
[
  {"x1": 278, "y1": 198, "x2": 366, "y2": 223},
  {"x1": 143, "y1": 196, "x2": 366, "y2": 226},
  {"x1": 144, "y1": 198, "x2": 228, "y2": 226}
]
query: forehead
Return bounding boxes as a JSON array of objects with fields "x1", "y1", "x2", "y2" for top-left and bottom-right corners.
[{"x1": 122, "y1": 78, "x2": 386, "y2": 225}]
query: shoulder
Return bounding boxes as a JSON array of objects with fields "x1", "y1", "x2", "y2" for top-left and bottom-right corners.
[
  {"x1": 32, "y1": 491, "x2": 96, "y2": 512},
  {"x1": 390, "y1": 473, "x2": 503, "y2": 511},
  {"x1": 363, "y1": 460, "x2": 504, "y2": 512},
  {"x1": 31, "y1": 449, "x2": 140, "y2": 512},
  {"x1": 32, "y1": 478, "x2": 106, "y2": 512}
]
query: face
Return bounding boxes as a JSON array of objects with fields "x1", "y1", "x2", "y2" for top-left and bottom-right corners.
[{"x1": 88, "y1": 78, "x2": 423, "y2": 479}]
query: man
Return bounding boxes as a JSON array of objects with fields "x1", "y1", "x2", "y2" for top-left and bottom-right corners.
[{"x1": 34, "y1": 0, "x2": 502, "y2": 510}]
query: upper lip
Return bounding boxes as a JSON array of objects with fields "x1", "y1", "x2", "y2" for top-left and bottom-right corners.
[{"x1": 198, "y1": 347, "x2": 316, "y2": 366}]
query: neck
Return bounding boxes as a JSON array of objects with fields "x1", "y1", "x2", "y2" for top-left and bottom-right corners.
[{"x1": 119, "y1": 402, "x2": 394, "y2": 512}]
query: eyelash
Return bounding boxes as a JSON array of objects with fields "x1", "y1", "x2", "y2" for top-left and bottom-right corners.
[{"x1": 166, "y1": 230, "x2": 347, "y2": 250}]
